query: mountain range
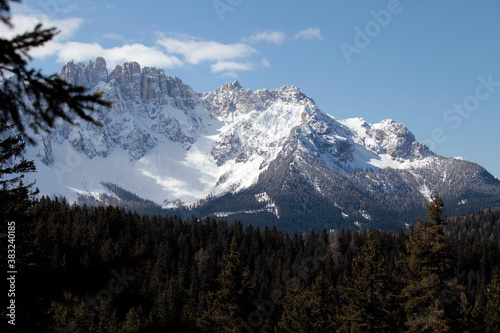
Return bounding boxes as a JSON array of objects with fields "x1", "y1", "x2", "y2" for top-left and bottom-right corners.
[{"x1": 22, "y1": 57, "x2": 500, "y2": 232}]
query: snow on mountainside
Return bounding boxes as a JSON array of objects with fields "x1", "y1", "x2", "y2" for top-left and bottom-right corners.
[
  {"x1": 24, "y1": 58, "x2": 323, "y2": 206},
  {"x1": 21, "y1": 58, "x2": 500, "y2": 231}
]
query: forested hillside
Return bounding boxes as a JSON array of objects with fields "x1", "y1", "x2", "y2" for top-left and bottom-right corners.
[
  {"x1": 446, "y1": 207, "x2": 500, "y2": 242},
  {"x1": 2, "y1": 196, "x2": 499, "y2": 332}
]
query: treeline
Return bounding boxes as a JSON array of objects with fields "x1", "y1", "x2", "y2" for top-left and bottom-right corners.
[
  {"x1": 2, "y1": 196, "x2": 500, "y2": 332},
  {"x1": 446, "y1": 207, "x2": 500, "y2": 242}
]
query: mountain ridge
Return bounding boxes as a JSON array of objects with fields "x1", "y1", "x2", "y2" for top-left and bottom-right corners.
[{"x1": 22, "y1": 57, "x2": 500, "y2": 231}]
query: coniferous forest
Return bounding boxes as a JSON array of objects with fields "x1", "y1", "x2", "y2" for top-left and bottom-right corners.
[{"x1": 1, "y1": 195, "x2": 499, "y2": 332}]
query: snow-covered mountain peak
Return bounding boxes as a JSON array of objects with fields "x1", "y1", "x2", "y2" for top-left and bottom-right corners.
[
  {"x1": 338, "y1": 117, "x2": 433, "y2": 164},
  {"x1": 256, "y1": 85, "x2": 309, "y2": 104},
  {"x1": 231, "y1": 80, "x2": 242, "y2": 90},
  {"x1": 22, "y1": 58, "x2": 500, "y2": 228},
  {"x1": 218, "y1": 80, "x2": 243, "y2": 92},
  {"x1": 59, "y1": 56, "x2": 109, "y2": 88},
  {"x1": 204, "y1": 83, "x2": 321, "y2": 194}
]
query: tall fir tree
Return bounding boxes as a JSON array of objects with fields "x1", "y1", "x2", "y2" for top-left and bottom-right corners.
[
  {"x1": 402, "y1": 194, "x2": 461, "y2": 332},
  {"x1": 338, "y1": 231, "x2": 397, "y2": 333},
  {"x1": 199, "y1": 236, "x2": 254, "y2": 332},
  {"x1": 1, "y1": 0, "x2": 110, "y2": 266},
  {"x1": 1, "y1": 3, "x2": 112, "y2": 330},
  {"x1": 277, "y1": 271, "x2": 338, "y2": 332},
  {"x1": 484, "y1": 275, "x2": 500, "y2": 333},
  {"x1": 0, "y1": 118, "x2": 37, "y2": 224}
]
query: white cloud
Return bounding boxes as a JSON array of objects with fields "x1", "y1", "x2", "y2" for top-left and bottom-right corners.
[
  {"x1": 210, "y1": 61, "x2": 255, "y2": 78},
  {"x1": 0, "y1": 13, "x2": 83, "y2": 40},
  {"x1": 294, "y1": 28, "x2": 323, "y2": 40},
  {"x1": 1, "y1": 10, "x2": 259, "y2": 76},
  {"x1": 246, "y1": 31, "x2": 286, "y2": 45},
  {"x1": 0, "y1": 13, "x2": 86, "y2": 61},
  {"x1": 27, "y1": 40, "x2": 64, "y2": 58},
  {"x1": 157, "y1": 37, "x2": 257, "y2": 64},
  {"x1": 56, "y1": 42, "x2": 183, "y2": 69},
  {"x1": 211, "y1": 60, "x2": 254, "y2": 73},
  {"x1": 261, "y1": 58, "x2": 271, "y2": 67}
]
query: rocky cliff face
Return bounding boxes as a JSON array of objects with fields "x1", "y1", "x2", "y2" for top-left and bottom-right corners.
[
  {"x1": 23, "y1": 58, "x2": 500, "y2": 232},
  {"x1": 48, "y1": 57, "x2": 208, "y2": 161}
]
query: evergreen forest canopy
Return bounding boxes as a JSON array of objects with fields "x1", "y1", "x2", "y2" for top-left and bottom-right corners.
[{"x1": 0, "y1": 196, "x2": 499, "y2": 332}]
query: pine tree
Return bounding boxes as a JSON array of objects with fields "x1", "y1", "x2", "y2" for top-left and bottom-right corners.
[
  {"x1": 403, "y1": 194, "x2": 461, "y2": 332},
  {"x1": 484, "y1": 275, "x2": 500, "y2": 332},
  {"x1": 457, "y1": 291, "x2": 479, "y2": 333},
  {"x1": 199, "y1": 236, "x2": 254, "y2": 332},
  {"x1": 0, "y1": 0, "x2": 110, "y2": 272},
  {"x1": 277, "y1": 271, "x2": 338, "y2": 332},
  {"x1": 338, "y1": 231, "x2": 397, "y2": 332},
  {"x1": 0, "y1": 118, "x2": 37, "y2": 224},
  {"x1": 0, "y1": 0, "x2": 112, "y2": 142},
  {"x1": 122, "y1": 306, "x2": 142, "y2": 332},
  {"x1": 277, "y1": 278, "x2": 316, "y2": 332}
]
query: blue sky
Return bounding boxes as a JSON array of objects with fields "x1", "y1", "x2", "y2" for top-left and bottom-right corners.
[{"x1": 3, "y1": 0, "x2": 500, "y2": 178}]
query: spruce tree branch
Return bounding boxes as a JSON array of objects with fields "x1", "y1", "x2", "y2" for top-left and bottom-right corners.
[{"x1": 0, "y1": 14, "x2": 112, "y2": 144}]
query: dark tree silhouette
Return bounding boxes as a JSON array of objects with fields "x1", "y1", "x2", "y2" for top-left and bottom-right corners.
[
  {"x1": 0, "y1": 0, "x2": 111, "y2": 224},
  {"x1": 0, "y1": 118, "x2": 38, "y2": 224},
  {"x1": 0, "y1": 0, "x2": 112, "y2": 143},
  {"x1": 403, "y1": 194, "x2": 461, "y2": 332}
]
